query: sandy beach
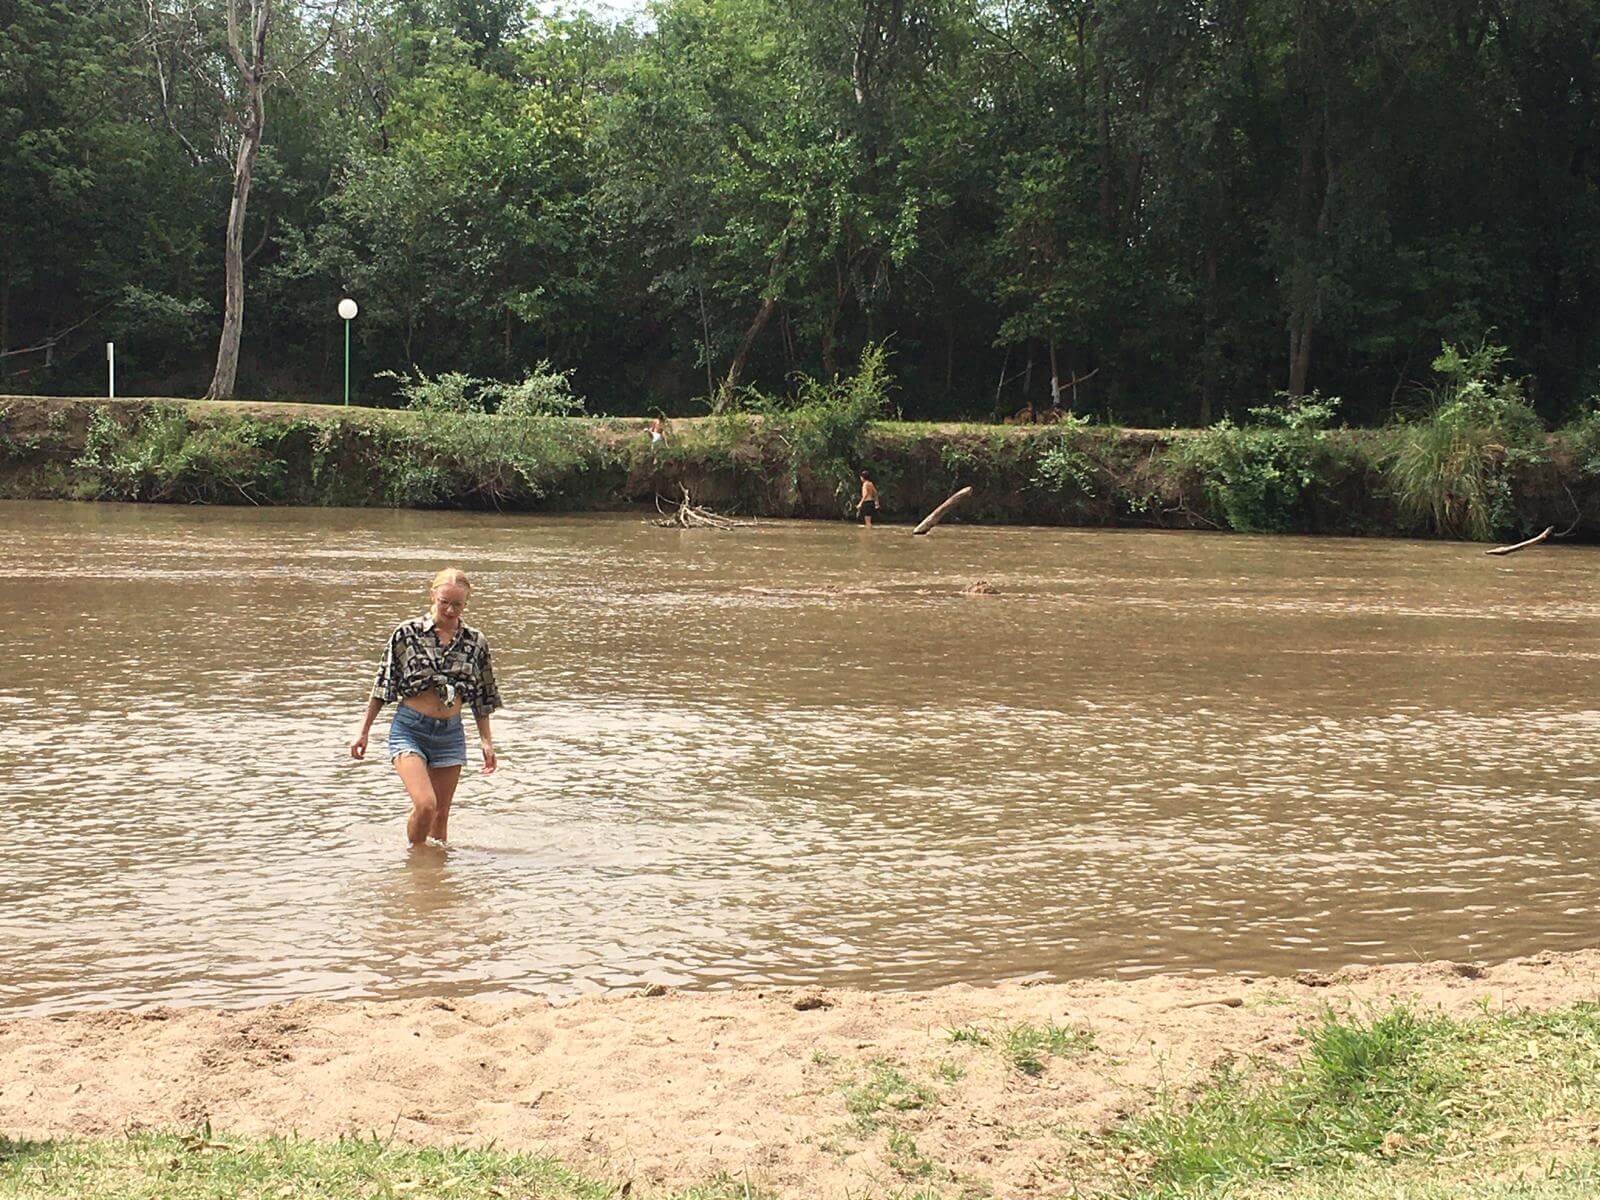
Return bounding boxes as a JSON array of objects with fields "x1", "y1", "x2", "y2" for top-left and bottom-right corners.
[{"x1": 5, "y1": 950, "x2": 1599, "y2": 1197}]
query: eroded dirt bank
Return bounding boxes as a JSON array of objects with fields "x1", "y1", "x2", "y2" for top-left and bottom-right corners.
[{"x1": 4, "y1": 951, "x2": 1598, "y2": 1198}]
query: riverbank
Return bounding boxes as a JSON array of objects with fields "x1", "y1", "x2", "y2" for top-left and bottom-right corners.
[
  {"x1": 5, "y1": 951, "x2": 1600, "y2": 1198},
  {"x1": 4, "y1": 394, "x2": 1598, "y2": 538}
]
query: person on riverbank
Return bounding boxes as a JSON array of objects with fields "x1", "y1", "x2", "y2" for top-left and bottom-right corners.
[
  {"x1": 349, "y1": 567, "x2": 500, "y2": 846},
  {"x1": 855, "y1": 470, "x2": 880, "y2": 526},
  {"x1": 648, "y1": 416, "x2": 667, "y2": 445}
]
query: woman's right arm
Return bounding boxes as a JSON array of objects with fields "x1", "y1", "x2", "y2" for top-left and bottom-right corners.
[
  {"x1": 350, "y1": 697, "x2": 383, "y2": 759},
  {"x1": 354, "y1": 630, "x2": 401, "y2": 759}
]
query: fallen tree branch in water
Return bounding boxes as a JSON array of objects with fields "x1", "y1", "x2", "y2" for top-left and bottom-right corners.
[
  {"x1": 912, "y1": 486, "x2": 974, "y2": 535},
  {"x1": 652, "y1": 487, "x2": 754, "y2": 530},
  {"x1": 1485, "y1": 525, "x2": 1553, "y2": 556}
]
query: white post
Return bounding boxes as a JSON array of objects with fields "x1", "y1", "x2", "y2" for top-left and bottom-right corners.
[{"x1": 106, "y1": 342, "x2": 115, "y2": 400}]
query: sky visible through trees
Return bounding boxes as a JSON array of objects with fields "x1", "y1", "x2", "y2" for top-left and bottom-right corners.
[{"x1": 2, "y1": 0, "x2": 1598, "y2": 425}]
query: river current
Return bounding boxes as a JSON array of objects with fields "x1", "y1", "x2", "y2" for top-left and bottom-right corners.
[{"x1": 3, "y1": 501, "x2": 1597, "y2": 1015}]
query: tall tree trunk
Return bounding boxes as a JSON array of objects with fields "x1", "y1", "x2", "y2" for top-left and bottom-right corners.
[
  {"x1": 1284, "y1": 99, "x2": 1327, "y2": 397},
  {"x1": 1201, "y1": 244, "x2": 1218, "y2": 425},
  {"x1": 1288, "y1": 312, "x2": 1314, "y2": 397},
  {"x1": 1048, "y1": 339, "x2": 1062, "y2": 412},
  {"x1": 717, "y1": 296, "x2": 777, "y2": 410},
  {"x1": 944, "y1": 317, "x2": 954, "y2": 396},
  {"x1": 698, "y1": 286, "x2": 715, "y2": 398},
  {"x1": 0, "y1": 263, "x2": 10, "y2": 370},
  {"x1": 1097, "y1": 57, "x2": 1114, "y2": 229},
  {"x1": 205, "y1": 0, "x2": 271, "y2": 401}
]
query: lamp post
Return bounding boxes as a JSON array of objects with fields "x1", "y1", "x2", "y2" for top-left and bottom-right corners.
[{"x1": 337, "y1": 297, "x2": 359, "y2": 406}]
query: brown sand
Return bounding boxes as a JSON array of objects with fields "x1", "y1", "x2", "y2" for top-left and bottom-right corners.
[{"x1": 4, "y1": 951, "x2": 1599, "y2": 1197}]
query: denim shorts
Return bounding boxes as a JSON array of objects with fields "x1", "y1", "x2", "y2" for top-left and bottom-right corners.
[{"x1": 388, "y1": 705, "x2": 468, "y2": 768}]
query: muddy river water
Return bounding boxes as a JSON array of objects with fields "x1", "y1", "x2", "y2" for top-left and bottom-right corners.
[{"x1": 3, "y1": 501, "x2": 1598, "y2": 1015}]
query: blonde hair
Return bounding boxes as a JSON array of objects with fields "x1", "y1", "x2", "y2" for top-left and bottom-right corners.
[{"x1": 431, "y1": 567, "x2": 470, "y2": 592}]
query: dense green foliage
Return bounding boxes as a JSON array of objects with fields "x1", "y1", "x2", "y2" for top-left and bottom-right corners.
[
  {"x1": 4, "y1": 0, "x2": 1599, "y2": 424},
  {"x1": 1384, "y1": 339, "x2": 1550, "y2": 540},
  {"x1": 10, "y1": 391, "x2": 1598, "y2": 537},
  {"x1": 1177, "y1": 392, "x2": 1343, "y2": 533}
]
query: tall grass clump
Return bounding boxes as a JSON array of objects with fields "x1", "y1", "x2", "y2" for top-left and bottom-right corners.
[
  {"x1": 1120, "y1": 1006, "x2": 1458, "y2": 1195},
  {"x1": 1384, "y1": 338, "x2": 1547, "y2": 540},
  {"x1": 1175, "y1": 391, "x2": 1341, "y2": 532}
]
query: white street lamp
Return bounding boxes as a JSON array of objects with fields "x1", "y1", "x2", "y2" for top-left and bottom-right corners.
[{"x1": 338, "y1": 298, "x2": 359, "y2": 405}]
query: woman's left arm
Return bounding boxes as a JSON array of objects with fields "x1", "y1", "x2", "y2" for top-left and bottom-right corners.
[
  {"x1": 475, "y1": 712, "x2": 497, "y2": 774},
  {"x1": 474, "y1": 638, "x2": 502, "y2": 773}
]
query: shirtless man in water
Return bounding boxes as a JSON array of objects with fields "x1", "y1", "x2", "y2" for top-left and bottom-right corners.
[{"x1": 856, "y1": 470, "x2": 880, "y2": 527}]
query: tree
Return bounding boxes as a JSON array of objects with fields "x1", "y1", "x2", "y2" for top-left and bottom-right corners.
[{"x1": 206, "y1": 0, "x2": 272, "y2": 399}]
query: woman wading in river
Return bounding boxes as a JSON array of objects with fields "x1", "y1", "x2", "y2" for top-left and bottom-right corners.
[{"x1": 350, "y1": 568, "x2": 500, "y2": 845}]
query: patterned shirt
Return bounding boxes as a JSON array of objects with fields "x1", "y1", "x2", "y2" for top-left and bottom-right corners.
[{"x1": 371, "y1": 617, "x2": 502, "y2": 718}]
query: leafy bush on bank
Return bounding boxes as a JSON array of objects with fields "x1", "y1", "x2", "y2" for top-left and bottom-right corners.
[
  {"x1": 12, "y1": 353, "x2": 1598, "y2": 536},
  {"x1": 69, "y1": 400, "x2": 599, "y2": 508},
  {"x1": 1383, "y1": 339, "x2": 1548, "y2": 541},
  {"x1": 732, "y1": 342, "x2": 896, "y2": 514},
  {"x1": 1173, "y1": 392, "x2": 1343, "y2": 532},
  {"x1": 1560, "y1": 406, "x2": 1600, "y2": 480},
  {"x1": 74, "y1": 405, "x2": 294, "y2": 504}
]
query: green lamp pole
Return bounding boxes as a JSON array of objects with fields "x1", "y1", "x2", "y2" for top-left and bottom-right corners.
[{"x1": 338, "y1": 297, "x2": 359, "y2": 405}]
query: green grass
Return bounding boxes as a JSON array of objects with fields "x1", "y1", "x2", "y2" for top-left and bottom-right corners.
[
  {"x1": 841, "y1": 1060, "x2": 937, "y2": 1132},
  {"x1": 945, "y1": 1020, "x2": 1096, "y2": 1076},
  {"x1": 0, "y1": 1133, "x2": 793, "y2": 1199},
  {"x1": 884, "y1": 1130, "x2": 938, "y2": 1181},
  {"x1": 5, "y1": 394, "x2": 1596, "y2": 539},
  {"x1": 9, "y1": 1003, "x2": 1600, "y2": 1200},
  {"x1": 0, "y1": 1133, "x2": 616, "y2": 1199},
  {"x1": 1109, "y1": 1002, "x2": 1600, "y2": 1200}
]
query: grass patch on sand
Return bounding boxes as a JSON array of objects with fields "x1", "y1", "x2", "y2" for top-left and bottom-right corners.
[
  {"x1": 0, "y1": 1132, "x2": 787, "y2": 1199},
  {"x1": 1106, "y1": 1002, "x2": 1600, "y2": 1200},
  {"x1": 841, "y1": 1060, "x2": 938, "y2": 1133},
  {"x1": 0, "y1": 1132, "x2": 614, "y2": 1199},
  {"x1": 946, "y1": 1019, "x2": 1096, "y2": 1076}
]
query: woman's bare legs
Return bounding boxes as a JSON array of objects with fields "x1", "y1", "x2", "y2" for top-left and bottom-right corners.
[
  {"x1": 428, "y1": 764, "x2": 463, "y2": 842},
  {"x1": 395, "y1": 754, "x2": 439, "y2": 846}
]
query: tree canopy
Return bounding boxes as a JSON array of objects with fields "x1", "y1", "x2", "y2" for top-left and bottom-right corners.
[{"x1": 3, "y1": 0, "x2": 1598, "y2": 424}]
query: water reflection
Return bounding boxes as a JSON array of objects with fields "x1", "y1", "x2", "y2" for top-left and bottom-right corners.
[{"x1": 3, "y1": 500, "x2": 1598, "y2": 1015}]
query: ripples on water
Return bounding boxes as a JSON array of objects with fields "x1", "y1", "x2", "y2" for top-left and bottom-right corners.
[{"x1": 3, "y1": 501, "x2": 1599, "y2": 1015}]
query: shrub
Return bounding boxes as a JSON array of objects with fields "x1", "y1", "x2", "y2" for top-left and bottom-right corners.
[
  {"x1": 730, "y1": 341, "x2": 897, "y2": 513},
  {"x1": 1560, "y1": 405, "x2": 1600, "y2": 478},
  {"x1": 1030, "y1": 413, "x2": 1097, "y2": 497},
  {"x1": 1176, "y1": 392, "x2": 1341, "y2": 532},
  {"x1": 380, "y1": 368, "x2": 492, "y2": 413},
  {"x1": 492, "y1": 361, "x2": 585, "y2": 419},
  {"x1": 1384, "y1": 338, "x2": 1546, "y2": 540},
  {"x1": 72, "y1": 405, "x2": 296, "y2": 504}
]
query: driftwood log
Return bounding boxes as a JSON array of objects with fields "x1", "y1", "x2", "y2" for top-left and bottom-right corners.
[
  {"x1": 912, "y1": 486, "x2": 974, "y2": 536},
  {"x1": 652, "y1": 487, "x2": 754, "y2": 530},
  {"x1": 1486, "y1": 525, "x2": 1553, "y2": 556}
]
